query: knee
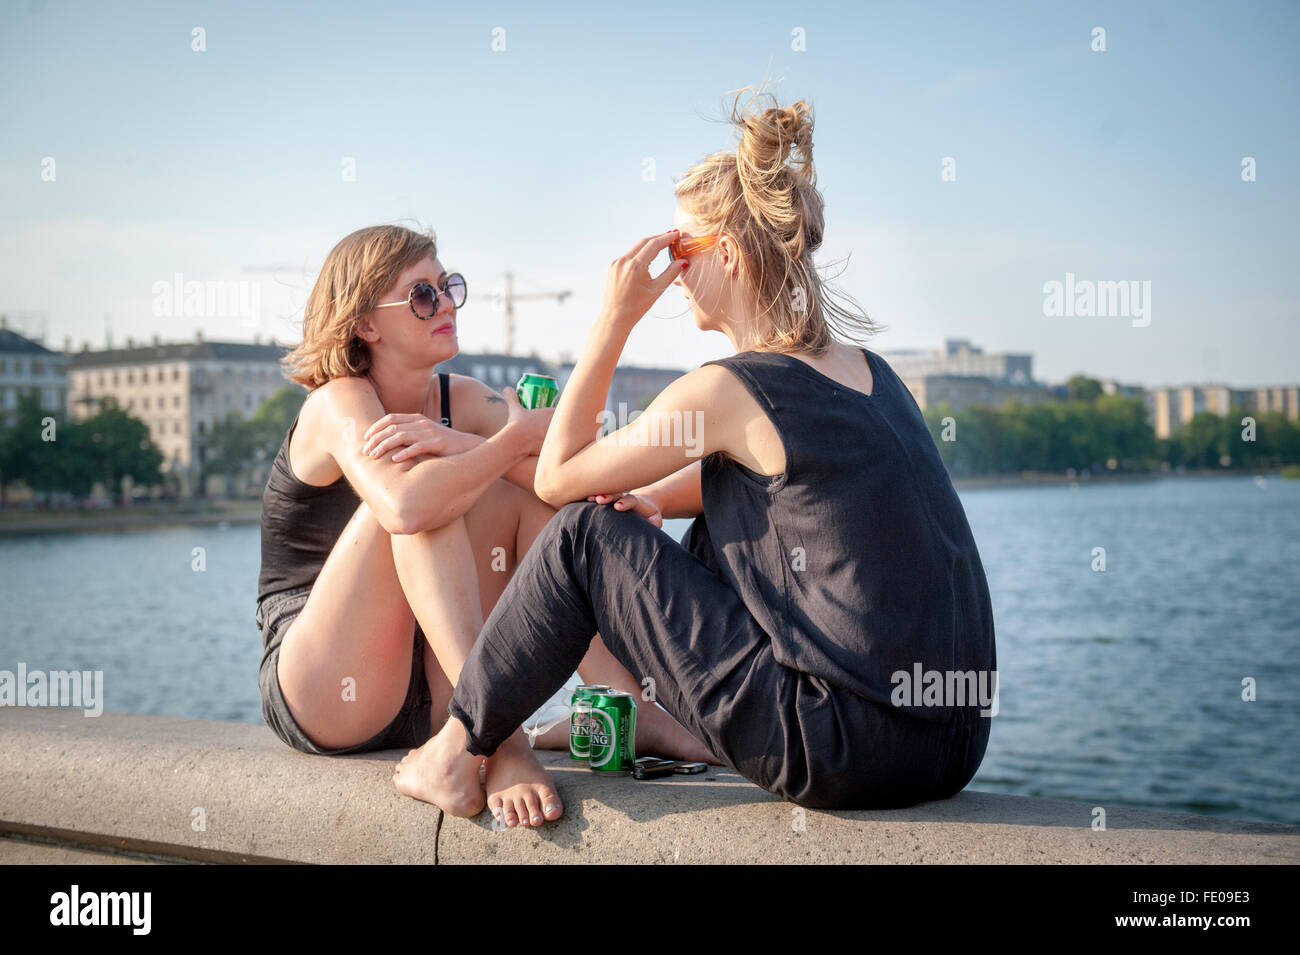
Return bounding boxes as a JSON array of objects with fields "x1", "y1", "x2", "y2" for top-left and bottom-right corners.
[
  {"x1": 535, "y1": 500, "x2": 630, "y2": 561},
  {"x1": 552, "y1": 499, "x2": 639, "y2": 541},
  {"x1": 553, "y1": 499, "x2": 602, "y2": 531}
]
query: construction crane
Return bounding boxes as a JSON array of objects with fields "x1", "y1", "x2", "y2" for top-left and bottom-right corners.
[{"x1": 502, "y1": 272, "x2": 570, "y2": 356}]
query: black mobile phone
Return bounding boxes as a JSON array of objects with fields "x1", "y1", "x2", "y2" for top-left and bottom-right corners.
[
  {"x1": 673, "y1": 762, "x2": 708, "y2": 774},
  {"x1": 633, "y1": 757, "x2": 676, "y2": 780}
]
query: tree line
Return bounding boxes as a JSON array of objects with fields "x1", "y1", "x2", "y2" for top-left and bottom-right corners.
[
  {"x1": 923, "y1": 376, "x2": 1300, "y2": 476},
  {"x1": 0, "y1": 385, "x2": 305, "y2": 505}
]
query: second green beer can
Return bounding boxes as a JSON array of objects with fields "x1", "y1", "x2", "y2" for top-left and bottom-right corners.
[{"x1": 588, "y1": 691, "x2": 637, "y2": 773}]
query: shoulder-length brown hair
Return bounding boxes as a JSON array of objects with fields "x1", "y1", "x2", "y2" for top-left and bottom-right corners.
[{"x1": 282, "y1": 224, "x2": 438, "y2": 389}]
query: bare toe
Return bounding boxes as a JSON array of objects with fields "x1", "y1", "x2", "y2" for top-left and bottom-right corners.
[
  {"x1": 542, "y1": 790, "x2": 563, "y2": 821},
  {"x1": 521, "y1": 791, "x2": 543, "y2": 827}
]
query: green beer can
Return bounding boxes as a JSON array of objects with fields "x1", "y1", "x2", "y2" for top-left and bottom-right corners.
[
  {"x1": 516, "y1": 373, "x2": 559, "y2": 410},
  {"x1": 588, "y1": 691, "x2": 637, "y2": 773},
  {"x1": 569, "y1": 684, "x2": 611, "y2": 761}
]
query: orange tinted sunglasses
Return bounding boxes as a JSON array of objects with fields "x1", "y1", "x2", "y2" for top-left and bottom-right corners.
[{"x1": 667, "y1": 234, "x2": 721, "y2": 261}]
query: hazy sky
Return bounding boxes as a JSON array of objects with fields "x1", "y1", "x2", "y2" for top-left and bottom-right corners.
[{"x1": 2, "y1": 0, "x2": 1296, "y2": 387}]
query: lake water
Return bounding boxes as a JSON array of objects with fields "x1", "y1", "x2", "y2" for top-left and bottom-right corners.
[{"x1": 2, "y1": 475, "x2": 1297, "y2": 825}]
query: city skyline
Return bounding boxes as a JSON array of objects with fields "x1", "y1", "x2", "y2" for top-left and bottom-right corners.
[{"x1": 10, "y1": 320, "x2": 1297, "y2": 414}]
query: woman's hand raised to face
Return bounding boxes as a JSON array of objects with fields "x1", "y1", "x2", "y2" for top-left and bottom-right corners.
[{"x1": 597, "y1": 230, "x2": 690, "y2": 331}]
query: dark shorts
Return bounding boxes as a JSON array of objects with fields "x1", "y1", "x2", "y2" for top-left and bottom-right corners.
[{"x1": 256, "y1": 585, "x2": 434, "y2": 756}]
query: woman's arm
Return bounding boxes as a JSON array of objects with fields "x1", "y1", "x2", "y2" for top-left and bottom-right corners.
[
  {"x1": 535, "y1": 231, "x2": 740, "y2": 506},
  {"x1": 534, "y1": 322, "x2": 735, "y2": 505},
  {"x1": 309, "y1": 377, "x2": 546, "y2": 535}
]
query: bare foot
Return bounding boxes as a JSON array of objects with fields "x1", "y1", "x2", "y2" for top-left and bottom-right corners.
[
  {"x1": 392, "y1": 718, "x2": 486, "y2": 817},
  {"x1": 484, "y1": 733, "x2": 564, "y2": 828},
  {"x1": 636, "y1": 704, "x2": 721, "y2": 765}
]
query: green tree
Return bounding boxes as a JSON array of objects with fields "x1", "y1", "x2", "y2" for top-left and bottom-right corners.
[
  {"x1": 0, "y1": 391, "x2": 64, "y2": 503},
  {"x1": 79, "y1": 400, "x2": 164, "y2": 500},
  {"x1": 1066, "y1": 375, "x2": 1104, "y2": 403},
  {"x1": 202, "y1": 410, "x2": 258, "y2": 490},
  {"x1": 0, "y1": 394, "x2": 162, "y2": 504},
  {"x1": 199, "y1": 386, "x2": 306, "y2": 495},
  {"x1": 246, "y1": 385, "x2": 306, "y2": 454}
]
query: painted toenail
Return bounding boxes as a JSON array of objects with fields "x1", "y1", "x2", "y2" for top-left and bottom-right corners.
[{"x1": 531, "y1": 815, "x2": 542, "y2": 824}]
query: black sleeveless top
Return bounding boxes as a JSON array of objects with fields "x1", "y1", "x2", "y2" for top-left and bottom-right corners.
[
  {"x1": 256, "y1": 373, "x2": 452, "y2": 607},
  {"x1": 690, "y1": 348, "x2": 996, "y2": 719}
]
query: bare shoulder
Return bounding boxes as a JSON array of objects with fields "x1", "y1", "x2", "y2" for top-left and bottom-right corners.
[
  {"x1": 303, "y1": 376, "x2": 380, "y2": 425},
  {"x1": 287, "y1": 379, "x2": 377, "y2": 484},
  {"x1": 660, "y1": 362, "x2": 783, "y2": 475},
  {"x1": 655, "y1": 363, "x2": 742, "y2": 406},
  {"x1": 448, "y1": 371, "x2": 501, "y2": 402},
  {"x1": 669, "y1": 362, "x2": 765, "y2": 420},
  {"x1": 297, "y1": 376, "x2": 381, "y2": 450},
  {"x1": 447, "y1": 372, "x2": 507, "y2": 436}
]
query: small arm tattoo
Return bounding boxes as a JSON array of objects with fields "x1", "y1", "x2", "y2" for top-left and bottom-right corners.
[{"x1": 483, "y1": 395, "x2": 506, "y2": 405}]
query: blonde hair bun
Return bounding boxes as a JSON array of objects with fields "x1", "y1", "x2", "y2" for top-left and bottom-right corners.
[{"x1": 735, "y1": 95, "x2": 815, "y2": 188}]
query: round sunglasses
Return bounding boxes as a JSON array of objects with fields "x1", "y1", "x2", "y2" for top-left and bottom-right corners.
[{"x1": 376, "y1": 273, "x2": 467, "y2": 319}]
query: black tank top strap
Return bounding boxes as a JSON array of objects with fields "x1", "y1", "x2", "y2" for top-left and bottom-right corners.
[{"x1": 438, "y1": 372, "x2": 452, "y2": 427}]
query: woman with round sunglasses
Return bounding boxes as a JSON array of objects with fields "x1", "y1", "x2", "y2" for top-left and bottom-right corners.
[
  {"x1": 255, "y1": 225, "x2": 714, "y2": 820},
  {"x1": 393, "y1": 91, "x2": 997, "y2": 825}
]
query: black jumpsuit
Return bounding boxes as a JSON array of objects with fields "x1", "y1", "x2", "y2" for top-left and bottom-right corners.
[{"x1": 448, "y1": 348, "x2": 997, "y2": 809}]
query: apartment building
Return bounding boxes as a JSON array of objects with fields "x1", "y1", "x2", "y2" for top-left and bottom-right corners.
[
  {"x1": 0, "y1": 321, "x2": 68, "y2": 425},
  {"x1": 66, "y1": 333, "x2": 291, "y2": 476}
]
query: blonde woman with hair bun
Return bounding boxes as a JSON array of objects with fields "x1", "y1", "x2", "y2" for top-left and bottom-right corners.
[{"x1": 398, "y1": 90, "x2": 997, "y2": 820}]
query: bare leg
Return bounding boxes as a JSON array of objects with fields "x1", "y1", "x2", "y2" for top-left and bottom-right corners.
[
  {"x1": 275, "y1": 502, "x2": 422, "y2": 751},
  {"x1": 389, "y1": 488, "x2": 561, "y2": 821},
  {"x1": 411, "y1": 479, "x2": 568, "y2": 748}
]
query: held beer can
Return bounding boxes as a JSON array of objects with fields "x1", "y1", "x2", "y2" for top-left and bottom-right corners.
[
  {"x1": 569, "y1": 684, "x2": 611, "y2": 760},
  {"x1": 588, "y1": 691, "x2": 637, "y2": 773},
  {"x1": 516, "y1": 373, "x2": 559, "y2": 410}
]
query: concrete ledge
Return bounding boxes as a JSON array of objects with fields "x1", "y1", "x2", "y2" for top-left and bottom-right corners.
[{"x1": 1, "y1": 709, "x2": 1297, "y2": 864}]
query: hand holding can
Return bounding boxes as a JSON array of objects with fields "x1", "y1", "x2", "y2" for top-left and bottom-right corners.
[{"x1": 516, "y1": 373, "x2": 559, "y2": 410}]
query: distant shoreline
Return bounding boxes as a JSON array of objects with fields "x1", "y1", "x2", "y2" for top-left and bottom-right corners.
[
  {"x1": 952, "y1": 471, "x2": 1157, "y2": 491},
  {"x1": 0, "y1": 470, "x2": 1290, "y2": 537},
  {"x1": 951, "y1": 468, "x2": 1289, "y2": 491},
  {"x1": 0, "y1": 502, "x2": 263, "y2": 538}
]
